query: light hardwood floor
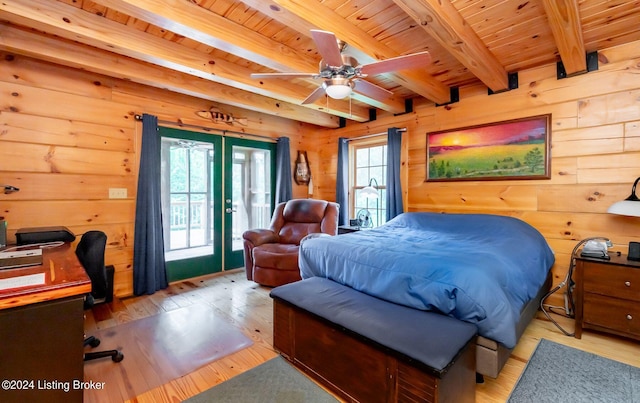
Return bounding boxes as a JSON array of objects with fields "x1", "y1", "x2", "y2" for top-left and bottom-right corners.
[{"x1": 84, "y1": 269, "x2": 640, "y2": 402}]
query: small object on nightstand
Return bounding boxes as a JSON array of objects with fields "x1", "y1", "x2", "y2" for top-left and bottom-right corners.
[
  {"x1": 628, "y1": 242, "x2": 640, "y2": 261},
  {"x1": 356, "y1": 209, "x2": 372, "y2": 228},
  {"x1": 338, "y1": 225, "x2": 360, "y2": 234},
  {"x1": 579, "y1": 239, "x2": 611, "y2": 260}
]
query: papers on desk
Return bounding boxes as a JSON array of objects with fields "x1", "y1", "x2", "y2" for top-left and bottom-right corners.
[
  {"x1": 0, "y1": 272, "x2": 45, "y2": 290},
  {"x1": 0, "y1": 248, "x2": 43, "y2": 270},
  {"x1": 0, "y1": 249, "x2": 45, "y2": 290}
]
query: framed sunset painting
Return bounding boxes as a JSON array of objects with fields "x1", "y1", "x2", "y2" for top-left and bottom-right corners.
[{"x1": 426, "y1": 114, "x2": 551, "y2": 181}]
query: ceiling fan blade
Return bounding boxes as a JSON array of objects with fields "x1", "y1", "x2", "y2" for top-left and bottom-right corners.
[
  {"x1": 352, "y1": 79, "x2": 393, "y2": 102},
  {"x1": 301, "y1": 86, "x2": 327, "y2": 104},
  {"x1": 311, "y1": 30, "x2": 344, "y2": 67},
  {"x1": 359, "y1": 51, "x2": 431, "y2": 76},
  {"x1": 251, "y1": 72, "x2": 318, "y2": 79}
]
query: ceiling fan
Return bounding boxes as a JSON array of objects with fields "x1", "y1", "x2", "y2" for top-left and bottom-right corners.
[{"x1": 250, "y1": 30, "x2": 431, "y2": 104}]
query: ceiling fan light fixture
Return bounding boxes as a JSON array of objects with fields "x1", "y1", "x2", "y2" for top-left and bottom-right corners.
[
  {"x1": 325, "y1": 84, "x2": 351, "y2": 99},
  {"x1": 323, "y1": 78, "x2": 353, "y2": 99}
]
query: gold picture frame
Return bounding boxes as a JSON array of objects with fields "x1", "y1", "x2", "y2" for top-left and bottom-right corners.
[{"x1": 426, "y1": 114, "x2": 551, "y2": 181}]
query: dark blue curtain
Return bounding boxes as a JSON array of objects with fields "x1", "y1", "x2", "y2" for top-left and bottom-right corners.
[
  {"x1": 336, "y1": 137, "x2": 349, "y2": 225},
  {"x1": 386, "y1": 127, "x2": 404, "y2": 221},
  {"x1": 275, "y1": 137, "x2": 292, "y2": 204},
  {"x1": 133, "y1": 114, "x2": 168, "y2": 295}
]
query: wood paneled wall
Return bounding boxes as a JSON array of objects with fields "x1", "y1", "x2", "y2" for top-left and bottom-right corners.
[
  {"x1": 0, "y1": 53, "x2": 309, "y2": 297},
  {"x1": 305, "y1": 39, "x2": 640, "y2": 302},
  {"x1": 2, "y1": 38, "x2": 639, "y2": 299}
]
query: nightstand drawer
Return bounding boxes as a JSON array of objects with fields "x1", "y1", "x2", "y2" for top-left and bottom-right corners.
[
  {"x1": 583, "y1": 293, "x2": 640, "y2": 337},
  {"x1": 582, "y1": 264, "x2": 640, "y2": 301}
]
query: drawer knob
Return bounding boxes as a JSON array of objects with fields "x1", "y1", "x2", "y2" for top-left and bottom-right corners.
[
  {"x1": 627, "y1": 314, "x2": 633, "y2": 320},
  {"x1": 625, "y1": 281, "x2": 631, "y2": 287}
]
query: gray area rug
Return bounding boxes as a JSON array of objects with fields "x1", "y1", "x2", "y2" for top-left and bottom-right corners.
[
  {"x1": 508, "y1": 338, "x2": 640, "y2": 402},
  {"x1": 185, "y1": 356, "x2": 339, "y2": 403}
]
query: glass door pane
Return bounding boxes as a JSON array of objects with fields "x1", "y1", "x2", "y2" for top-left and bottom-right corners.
[
  {"x1": 160, "y1": 128, "x2": 222, "y2": 281},
  {"x1": 224, "y1": 137, "x2": 275, "y2": 270}
]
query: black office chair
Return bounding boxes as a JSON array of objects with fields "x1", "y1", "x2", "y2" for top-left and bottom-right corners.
[{"x1": 76, "y1": 231, "x2": 124, "y2": 363}]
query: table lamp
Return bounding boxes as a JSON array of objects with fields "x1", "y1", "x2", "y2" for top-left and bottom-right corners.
[{"x1": 607, "y1": 177, "x2": 640, "y2": 260}]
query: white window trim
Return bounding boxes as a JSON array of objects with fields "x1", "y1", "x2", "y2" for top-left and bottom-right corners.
[{"x1": 348, "y1": 135, "x2": 387, "y2": 223}]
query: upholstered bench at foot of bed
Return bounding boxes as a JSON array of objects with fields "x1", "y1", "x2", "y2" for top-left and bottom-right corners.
[{"x1": 270, "y1": 277, "x2": 478, "y2": 403}]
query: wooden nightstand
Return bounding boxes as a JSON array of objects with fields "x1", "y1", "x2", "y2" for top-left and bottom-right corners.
[{"x1": 574, "y1": 253, "x2": 640, "y2": 340}]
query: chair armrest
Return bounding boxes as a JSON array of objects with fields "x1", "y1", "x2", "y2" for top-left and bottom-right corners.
[{"x1": 243, "y1": 229, "x2": 278, "y2": 246}]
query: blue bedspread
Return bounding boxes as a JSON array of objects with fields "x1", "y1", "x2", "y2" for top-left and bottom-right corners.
[{"x1": 299, "y1": 212, "x2": 555, "y2": 348}]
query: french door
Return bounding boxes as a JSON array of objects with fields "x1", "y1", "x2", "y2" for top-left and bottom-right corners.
[
  {"x1": 223, "y1": 137, "x2": 275, "y2": 270},
  {"x1": 159, "y1": 128, "x2": 274, "y2": 282}
]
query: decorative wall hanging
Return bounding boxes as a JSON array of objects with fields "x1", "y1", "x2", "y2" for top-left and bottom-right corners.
[
  {"x1": 294, "y1": 151, "x2": 311, "y2": 185},
  {"x1": 196, "y1": 107, "x2": 248, "y2": 126},
  {"x1": 426, "y1": 114, "x2": 551, "y2": 181}
]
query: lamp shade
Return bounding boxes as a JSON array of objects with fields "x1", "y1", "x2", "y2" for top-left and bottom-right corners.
[
  {"x1": 607, "y1": 177, "x2": 640, "y2": 217},
  {"x1": 325, "y1": 84, "x2": 352, "y2": 99},
  {"x1": 607, "y1": 200, "x2": 640, "y2": 217},
  {"x1": 361, "y1": 177, "x2": 380, "y2": 199},
  {"x1": 361, "y1": 186, "x2": 379, "y2": 199},
  {"x1": 323, "y1": 77, "x2": 353, "y2": 99}
]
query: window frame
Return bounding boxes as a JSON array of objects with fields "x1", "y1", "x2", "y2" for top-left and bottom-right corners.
[{"x1": 348, "y1": 136, "x2": 387, "y2": 227}]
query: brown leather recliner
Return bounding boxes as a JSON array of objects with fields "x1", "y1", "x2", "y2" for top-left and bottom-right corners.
[{"x1": 242, "y1": 198, "x2": 339, "y2": 287}]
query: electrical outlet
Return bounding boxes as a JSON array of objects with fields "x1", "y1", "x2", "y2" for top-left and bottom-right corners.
[{"x1": 109, "y1": 188, "x2": 127, "y2": 199}]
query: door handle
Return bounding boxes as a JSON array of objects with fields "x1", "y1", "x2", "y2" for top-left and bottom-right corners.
[{"x1": 225, "y1": 208, "x2": 236, "y2": 213}]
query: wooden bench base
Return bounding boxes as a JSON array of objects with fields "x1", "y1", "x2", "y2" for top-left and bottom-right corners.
[{"x1": 273, "y1": 299, "x2": 476, "y2": 403}]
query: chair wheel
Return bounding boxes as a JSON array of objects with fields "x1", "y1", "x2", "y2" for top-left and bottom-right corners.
[
  {"x1": 89, "y1": 338, "x2": 101, "y2": 348},
  {"x1": 112, "y1": 352, "x2": 124, "y2": 362}
]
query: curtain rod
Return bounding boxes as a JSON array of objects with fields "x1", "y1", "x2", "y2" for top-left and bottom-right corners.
[
  {"x1": 134, "y1": 114, "x2": 276, "y2": 141},
  {"x1": 346, "y1": 127, "x2": 407, "y2": 142}
]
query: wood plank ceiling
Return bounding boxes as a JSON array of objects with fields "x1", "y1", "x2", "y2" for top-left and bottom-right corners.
[{"x1": 1, "y1": 0, "x2": 639, "y2": 128}]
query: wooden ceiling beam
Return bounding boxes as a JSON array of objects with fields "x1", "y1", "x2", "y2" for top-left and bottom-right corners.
[
  {"x1": 392, "y1": 0, "x2": 510, "y2": 93},
  {"x1": 540, "y1": 0, "x2": 587, "y2": 76},
  {"x1": 0, "y1": 24, "x2": 341, "y2": 128},
  {"x1": 0, "y1": 0, "x2": 370, "y2": 122},
  {"x1": 90, "y1": 0, "x2": 318, "y2": 75},
  {"x1": 238, "y1": 0, "x2": 317, "y2": 36},
  {"x1": 271, "y1": 0, "x2": 452, "y2": 105}
]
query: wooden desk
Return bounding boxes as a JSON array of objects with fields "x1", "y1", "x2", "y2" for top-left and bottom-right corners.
[{"x1": 0, "y1": 244, "x2": 90, "y2": 403}]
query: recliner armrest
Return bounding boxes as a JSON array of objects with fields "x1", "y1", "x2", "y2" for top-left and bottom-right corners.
[{"x1": 242, "y1": 229, "x2": 278, "y2": 246}]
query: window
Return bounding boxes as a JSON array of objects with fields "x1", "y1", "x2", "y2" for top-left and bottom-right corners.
[{"x1": 350, "y1": 138, "x2": 387, "y2": 227}]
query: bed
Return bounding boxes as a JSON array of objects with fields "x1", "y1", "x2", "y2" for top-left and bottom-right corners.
[{"x1": 298, "y1": 212, "x2": 555, "y2": 378}]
